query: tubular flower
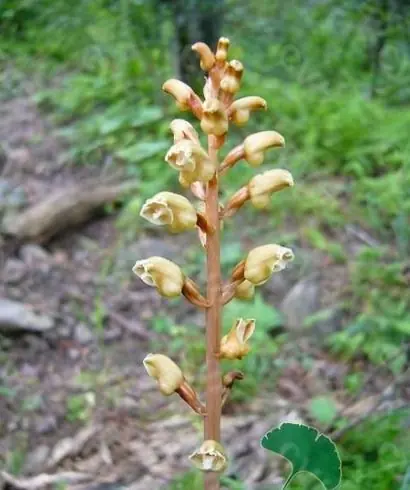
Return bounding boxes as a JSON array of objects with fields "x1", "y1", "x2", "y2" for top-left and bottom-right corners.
[
  {"x1": 170, "y1": 119, "x2": 199, "y2": 144},
  {"x1": 165, "y1": 140, "x2": 215, "y2": 187},
  {"x1": 244, "y1": 130, "x2": 285, "y2": 167},
  {"x1": 220, "y1": 60, "x2": 244, "y2": 95},
  {"x1": 249, "y1": 169, "x2": 294, "y2": 209},
  {"x1": 140, "y1": 192, "x2": 197, "y2": 233},
  {"x1": 200, "y1": 98, "x2": 228, "y2": 136},
  {"x1": 192, "y1": 42, "x2": 215, "y2": 72},
  {"x1": 143, "y1": 353, "x2": 184, "y2": 395},
  {"x1": 229, "y1": 96, "x2": 267, "y2": 126},
  {"x1": 132, "y1": 257, "x2": 184, "y2": 297},
  {"x1": 244, "y1": 244, "x2": 294, "y2": 285},
  {"x1": 220, "y1": 318, "x2": 255, "y2": 360},
  {"x1": 234, "y1": 279, "x2": 255, "y2": 300},
  {"x1": 162, "y1": 79, "x2": 203, "y2": 118},
  {"x1": 189, "y1": 440, "x2": 228, "y2": 472},
  {"x1": 215, "y1": 37, "x2": 230, "y2": 65}
]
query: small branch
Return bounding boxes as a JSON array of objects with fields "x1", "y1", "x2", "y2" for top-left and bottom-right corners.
[
  {"x1": 176, "y1": 381, "x2": 207, "y2": 416},
  {"x1": 223, "y1": 186, "x2": 250, "y2": 218},
  {"x1": 221, "y1": 279, "x2": 243, "y2": 305},
  {"x1": 219, "y1": 144, "x2": 245, "y2": 175},
  {"x1": 197, "y1": 211, "x2": 215, "y2": 235},
  {"x1": 182, "y1": 278, "x2": 210, "y2": 308},
  {"x1": 231, "y1": 260, "x2": 246, "y2": 282}
]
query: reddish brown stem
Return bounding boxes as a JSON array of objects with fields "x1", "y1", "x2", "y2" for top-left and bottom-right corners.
[{"x1": 204, "y1": 135, "x2": 222, "y2": 490}]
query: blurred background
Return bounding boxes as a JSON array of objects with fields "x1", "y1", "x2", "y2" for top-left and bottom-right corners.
[{"x1": 0, "y1": 0, "x2": 410, "y2": 489}]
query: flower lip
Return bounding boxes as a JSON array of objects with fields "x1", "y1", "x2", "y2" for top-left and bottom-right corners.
[
  {"x1": 140, "y1": 198, "x2": 173, "y2": 226},
  {"x1": 189, "y1": 440, "x2": 228, "y2": 473},
  {"x1": 132, "y1": 259, "x2": 155, "y2": 286}
]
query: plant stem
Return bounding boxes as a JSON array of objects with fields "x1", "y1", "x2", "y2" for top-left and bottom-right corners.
[{"x1": 204, "y1": 135, "x2": 222, "y2": 490}]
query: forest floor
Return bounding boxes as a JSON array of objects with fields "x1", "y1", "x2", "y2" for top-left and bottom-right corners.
[{"x1": 0, "y1": 80, "x2": 408, "y2": 490}]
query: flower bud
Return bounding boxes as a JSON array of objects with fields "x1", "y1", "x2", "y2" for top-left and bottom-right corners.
[
  {"x1": 220, "y1": 318, "x2": 255, "y2": 360},
  {"x1": 220, "y1": 60, "x2": 244, "y2": 95},
  {"x1": 249, "y1": 169, "x2": 294, "y2": 209},
  {"x1": 162, "y1": 79, "x2": 203, "y2": 118},
  {"x1": 143, "y1": 353, "x2": 184, "y2": 396},
  {"x1": 192, "y1": 42, "x2": 215, "y2": 72},
  {"x1": 244, "y1": 131, "x2": 285, "y2": 167},
  {"x1": 234, "y1": 280, "x2": 255, "y2": 300},
  {"x1": 244, "y1": 244, "x2": 294, "y2": 285},
  {"x1": 140, "y1": 192, "x2": 197, "y2": 233},
  {"x1": 170, "y1": 119, "x2": 199, "y2": 144},
  {"x1": 189, "y1": 440, "x2": 228, "y2": 472},
  {"x1": 215, "y1": 37, "x2": 230, "y2": 64},
  {"x1": 200, "y1": 98, "x2": 228, "y2": 136},
  {"x1": 229, "y1": 96, "x2": 267, "y2": 126},
  {"x1": 165, "y1": 140, "x2": 215, "y2": 186},
  {"x1": 132, "y1": 256, "x2": 184, "y2": 297}
]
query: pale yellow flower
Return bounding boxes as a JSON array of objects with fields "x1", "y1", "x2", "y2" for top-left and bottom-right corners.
[
  {"x1": 244, "y1": 244, "x2": 294, "y2": 285},
  {"x1": 132, "y1": 257, "x2": 184, "y2": 297},
  {"x1": 140, "y1": 192, "x2": 197, "y2": 233}
]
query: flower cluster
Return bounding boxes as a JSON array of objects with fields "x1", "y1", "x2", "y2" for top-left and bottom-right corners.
[{"x1": 133, "y1": 36, "x2": 295, "y2": 478}]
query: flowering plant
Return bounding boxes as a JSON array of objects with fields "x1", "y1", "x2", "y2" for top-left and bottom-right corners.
[{"x1": 133, "y1": 37, "x2": 294, "y2": 489}]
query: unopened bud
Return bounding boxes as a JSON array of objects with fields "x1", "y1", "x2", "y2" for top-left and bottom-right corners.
[
  {"x1": 165, "y1": 140, "x2": 215, "y2": 186},
  {"x1": 170, "y1": 119, "x2": 199, "y2": 144},
  {"x1": 162, "y1": 79, "x2": 203, "y2": 119},
  {"x1": 234, "y1": 280, "x2": 255, "y2": 300},
  {"x1": 192, "y1": 42, "x2": 215, "y2": 72},
  {"x1": 189, "y1": 440, "x2": 228, "y2": 472},
  {"x1": 140, "y1": 192, "x2": 197, "y2": 233},
  {"x1": 249, "y1": 169, "x2": 294, "y2": 209},
  {"x1": 215, "y1": 37, "x2": 230, "y2": 65},
  {"x1": 220, "y1": 318, "x2": 255, "y2": 360},
  {"x1": 200, "y1": 98, "x2": 228, "y2": 136},
  {"x1": 132, "y1": 257, "x2": 184, "y2": 297},
  {"x1": 220, "y1": 60, "x2": 244, "y2": 95},
  {"x1": 244, "y1": 244, "x2": 294, "y2": 285},
  {"x1": 244, "y1": 131, "x2": 285, "y2": 167},
  {"x1": 229, "y1": 96, "x2": 267, "y2": 126},
  {"x1": 143, "y1": 353, "x2": 184, "y2": 395}
]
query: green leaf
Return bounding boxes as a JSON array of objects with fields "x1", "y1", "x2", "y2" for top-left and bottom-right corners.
[
  {"x1": 309, "y1": 396, "x2": 338, "y2": 425},
  {"x1": 116, "y1": 140, "x2": 168, "y2": 163},
  {"x1": 261, "y1": 422, "x2": 342, "y2": 489}
]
